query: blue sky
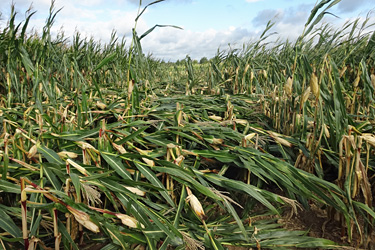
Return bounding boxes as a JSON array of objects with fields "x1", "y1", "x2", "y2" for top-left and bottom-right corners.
[{"x1": 1, "y1": 0, "x2": 374, "y2": 61}]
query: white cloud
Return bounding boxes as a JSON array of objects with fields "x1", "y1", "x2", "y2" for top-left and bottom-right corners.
[
  {"x1": 141, "y1": 26, "x2": 258, "y2": 61},
  {"x1": 1, "y1": 0, "x2": 373, "y2": 62},
  {"x1": 337, "y1": 0, "x2": 370, "y2": 13},
  {"x1": 252, "y1": 9, "x2": 284, "y2": 26},
  {"x1": 0, "y1": 0, "x2": 259, "y2": 61},
  {"x1": 0, "y1": 0, "x2": 144, "y2": 42}
]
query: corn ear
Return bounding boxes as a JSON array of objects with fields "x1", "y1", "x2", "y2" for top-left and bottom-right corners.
[
  {"x1": 284, "y1": 76, "x2": 293, "y2": 96},
  {"x1": 67, "y1": 206, "x2": 99, "y2": 233},
  {"x1": 361, "y1": 133, "x2": 375, "y2": 147},
  {"x1": 370, "y1": 74, "x2": 375, "y2": 89},
  {"x1": 112, "y1": 142, "x2": 127, "y2": 154},
  {"x1": 310, "y1": 72, "x2": 319, "y2": 98},
  {"x1": 115, "y1": 214, "x2": 144, "y2": 228},
  {"x1": 96, "y1": 101, "x2": 107, "y2": 110},
  {"x1": 186, "y1": 187, "x2": 206, "y2": 221},
  {"x1": 208, "y1": 115, "x2": 222, "y2": 121},
  {"x1": 123, "y1": 186, "x2": 145, "y2": 196},
  {"x1": 27, "y1": 144, "x2": 38, "y2": 159},
  {"x1": 245, "y1": 133, "x2": 256, "y2": 141},
  {"x1": 301, "y1": 86, "x2": 311, "y2": 105},
  {"x1": 339, "y1": 65, "x2": 347, "y2": 78},
  {"x1": 353, "y1": 75, "x2": 360, "y2": 88},
  {"x1": 57, "y1": 151, "x2": 78, "y2": 159},
  {"x1": 268, "y1": 131, "x2": 292, "y2": 147},
  {"x1": 66, "y1": 159, "x2": 89, "y2": 176}
]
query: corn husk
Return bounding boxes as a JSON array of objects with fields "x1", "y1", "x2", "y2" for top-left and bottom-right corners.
[
  {"x1": 96, "y1": 101, "x2": 107, "y2": 110},
  {"x1": 284, "y1": 76, "x2": 293, "y2": 96},
  {"x1": 27, "y1": 144, "x2": 38, "y2": 159},
  {"x1": 323, "y1": 124, "x2": 330, "y2": 138},
  {"x1": 57, "y1": 151, "x2": 78, "y2": 159},
  {"x1": 174, "y1": 155, "x2": 185, "y2": 166},
  {"x1": 243, "y1": 64, "x2": 250, "y2": 75},
  {"x1": 260, "y1": 69, "x2": 267, "y2": 79},
  {"x1": 301, "y1": 87, "x2": 311, "y2": 105},
  {"x1": 370, "y1": 74, "x2": 375, "y2": 89},
  {"x1": 135, "y1": 147, "x2": 155, "y2": 167},
  {"x1": 116, "y1": 214, "x2": 144, "y2": 228},
  {"x1": 353, "y1": 75, "x2": 360, "y2": 88},
  {"x1": 309, "y1": 72, "x2": 319, "y2": 98},
  {"x1": 235, "y1": 119, "x2": 248, "y2": 126},
  {"x1": 76, "y1": 141, "x2": 96, "y2": 150},
  {"x1": 268, "y1": 131, "x2": 292, "y2": 147},
  {"x1": 244, "y1": 133, "x2": 256, "y2": 141},
  {"x1": 123, "y1": 186, "x2": 146, "y2": 196},
  {"x1": 66, "y1": 159, "x2": 89, "y2": 176},
  {"x1": 10, "y1": 158, "x2": 39, "y2": 171},
  {"x1": 186, "y1": 190, "x2": 206, "y2": 221},
  {"x1": 361, "y1": 133, "x2": 375, "y2": 147},
  {"x1": 339, "y1": 65, "x2": 347, "y2": 78},
  {"x1": 55, "y1": 85, "x2": 62, "y2": 97},
  {"x1": 142, "y1": 157, "x2": 155, "y2": 167},
  {"x1": 167, "y1": 143, "x2": 179, "y2": 149},
  {"x1": 208, "y1": 115, "x2": 222, "y2": 121},
  {"x1": 128, "y1": 80, "x2": 134, "y2": 100},
  {"x1": 112, "y1": 142, "x2": 127, "y2": 154},
  {"x1": 68, "y1": 207, "x2": 99, "y2": 233},
  {"x1": 295, "y1": 114, "x2": 303, "y2": 126},
  {"x1": 211, "y1": 138, "x2": 224, "y2": 145}
]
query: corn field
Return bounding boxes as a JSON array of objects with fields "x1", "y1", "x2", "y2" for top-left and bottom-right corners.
[{"x1": 0, "y1": 0, "x2": 375, "y2": 249}]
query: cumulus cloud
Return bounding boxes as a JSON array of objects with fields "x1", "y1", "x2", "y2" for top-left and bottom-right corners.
[
  {"x1": 0, "y1": 0, "x2": 142, "y2": 40},
  {"x1": 1, "y1": 0, "x2": 373, "y2": 62},
  {"x1": 125, "y1": 0, "x2": 154, "y2": 5},
  {"x1": 141, "y1": 26, "x2": 257, "y2": 61},
  {"x1": 250, "y1": 4, "x2": 312, "y2": 41},
  {"x1": 0, "y1": 0, "x2": 260, "y2": 61},
  {"x1": 337, "y1": 0, "x2": 370, "y2": 13},
  {"x1": 252, "y1": 9, "x2": 284, "y2": 26},
  {"x1": 125, "y1": 0, "x2": 192, "y2": 6}
]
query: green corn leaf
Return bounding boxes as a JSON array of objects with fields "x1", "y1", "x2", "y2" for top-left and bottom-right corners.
[
  {"x1": 130, "y1": 197, "x2": 182, "y2": 241},
  {"x1": 29, "y1": 214, "x2": 43, "y2": 237},
  {"x1": 116, "y1": 126, "x2": 149, "y2": 144},
  {"x1": 58, "y1": 220, "x2": 79, "y2": 250},
  {"x1": 153, "y1": 165, "x2": 221, "y2": 201},
  {"x1": 139, "y1": 24, "x2": 183, "y2": 40},
  {"x1": 94, "y1": 52, "x2": 117, "y2": 71},
  {"x1": 0, "y1": 180, "x2": 21, "y2": 194},
  {"x1": 207, "y1": 230, "x2": 225, "y2": 250},
  {"x1": 133, "y1": 162, "x2": 175, "y2": 208},
  {"x1": 48, "y1": 128, "x2": 100, "y2": 141},
  {"x1": 70, "y1": 173, "x2": 81, "y2": 201},
  {"x1": 101, "y1": 152, "x2": 133, "y2": 180},
  {"x1": 222, "y1": 199, "x2": 248, "y2": 240},
  {"x1": 38, "y1": 145, "x2": 64, "y2": 165},
  {"x1": 43, "y1": 164, "x2": 62, "y2": 191},
  {"x1": 192, "y1": 149, "x2": 238, "y2": 163},
  {"x1": 145, "y1": 235, "x2": 157, "y2": 250},
  {"x1": 0, "y1": 210, "x2": 22, "y2": 238},
  {"x1": 20, "y1": 46, "x2": 35, "y2": 75},
  {"x1": 204, "y1": 173, "x2": 279, "y2": 214},
  {"x1": 135, "y1": 0, "x2": 166, "y2": 22}
]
